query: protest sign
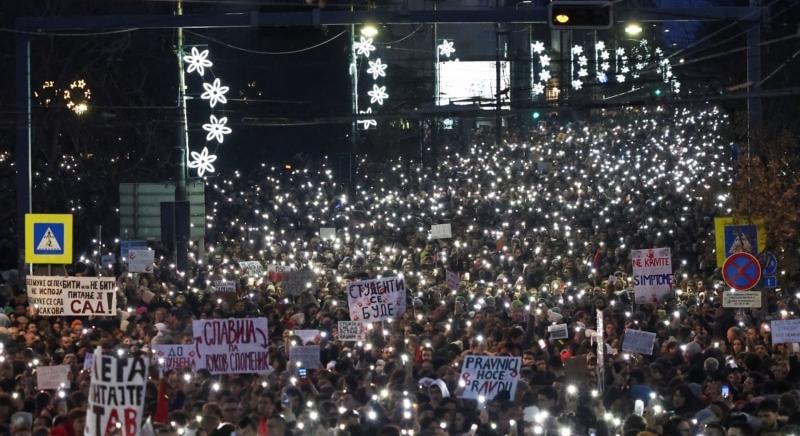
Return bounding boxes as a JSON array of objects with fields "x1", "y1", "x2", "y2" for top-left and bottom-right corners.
[
  {"x1": 87, "y1": 350, "x2": 149, "y2": 436},
  {"x1": 347, "y1": 276, "x2": 407, "y2": 322},
  {"x1": 458, "y1": 355, "x2": 521, "y2": 401},
  {"x1": 282, "y1": 270, "x2": 316, "y2": 296},
  {"x1": 127, "y1": 249, "x2": 155, "y2": 273},
  {"x1": 36, "y1": 365, "x2": 70, "y2": 390},
  {"x1": 289, "y1": 345, "x2": 321, "y2": 369},
  {"x1": 119, "y1": 240, "x2": 147, "y2": 260},
  {"x1": 338, "y1": 321, "x2": 369, "y2": 341},
  {"x1": 722, "y1": 291, "x2": 762, "y2": 308},
  {"x1": 621, "y1": 329, "x2": 657, "y2": 355},
  {"x1": 430, "y1": 223, "x2": 452, "y2": 239},
  {"x1": 446, "y1": 270, "x2": 460, "y2": 290},
  {"x1": 101, "y1": 254, "x2": 116, "y2": 267},
  {"x1": 192, "y1": 318, "x2": 269, "y2": 375},
  {"x1": 320, "y1": 227, "x2": 336, "y2": 240},
  {"x1": 771, "y1": 319, "x2": 800, "y2": 344},
  {"x1": 293, "y1": 329, "x2": 321, "y2": 345},
  {"x1": 238, "y1": 261, "x2": 264, "y2": 278},
  {"x1": 211, "y1": 279, "x2": 236, "y2": 293},
  {"x1": 547, "y1": 323, "x2": 569, "y2": 340},
  {"x1": 26, "y1": 276, "x2": 117, "y2": 317},
  {"x1": 631, "y1": 248, "x2": 673, "y2": 304},
  {"x1": 152, "y1": 344, "x2": 197, "y2": 373}
]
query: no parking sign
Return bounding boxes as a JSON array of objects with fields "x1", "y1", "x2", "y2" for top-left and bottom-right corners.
[{"x1": 722, "y1": 252, "x2": 761, "y2": 291}]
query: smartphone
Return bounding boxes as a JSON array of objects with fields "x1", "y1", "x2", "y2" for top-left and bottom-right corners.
[
  {"x1": 298, "y1": 368, "x2": 307, "y2": 379},
  {"x1": 281, "y1": 392, "x2": 290, "y2": 406},
  {"x1": 634, "y1": 399, "x2": 644, "y2": 417},
  {"x1": 538, "y1": 339, "x2": 547, "y2": 349},
  {"x1": 721, "y1": 384, "x2": 730, "y2": 398}
]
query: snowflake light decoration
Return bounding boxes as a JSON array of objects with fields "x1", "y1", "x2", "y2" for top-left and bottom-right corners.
[
  {"x1": 532, "y1": 82, "x2": 545, "y2": 95},
  {"x1": 201, "y1": 78, "x2": 229, "y2": 108},
  {"x1": 202, "y1": 115, "x2": 232, "y2": 143},
  {"x1": 367, "y1": 58, "x2": 388, "y2": 80},
  {"x1": 532, "y1": 41, "x2": 546, "y2": 54},
  {"x1": 183, "y1": 47, "x2": 213, "y2": 77},
  {"x1": 571, "y1": 45, "x2": 583, "y2": 55},
  {"x1": 187, "y1": 146, "x2": 218, "y2": 177},
  {"x1": 354, "y1": 37, "x2": 376, "y2": 57},
  {"x1": 571, "y1": 79, "x2": 583, "y2": 90},
  {"x1": 438, "y1": 40, "x2": 456, "y2": 58},
  {"x1": 358, "y1": 108, "x2": 377, "y2": 129},
  {"x1": 539, "y1": 70, "x2": 551, "y2": 82},
  {"x1": 540, "y1": 55, "x2": 551, "y2": 66},
  {"x1": 367, "y1": 84, "x2": 388, "y2": 105}
]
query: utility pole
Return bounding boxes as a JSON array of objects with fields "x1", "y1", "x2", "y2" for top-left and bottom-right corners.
[
  {"x1": 175, "y1": 0, "x2": 189, "y2": 273},
  {"x1": 495, "y1": 21, "x2": 503, "y2": 146},
  {"x1": 15, "y1": 35, "x2": 32, "y2": 275},
  {"x1": 746, "y1": 0, "x2": 763, "y2": 147}
]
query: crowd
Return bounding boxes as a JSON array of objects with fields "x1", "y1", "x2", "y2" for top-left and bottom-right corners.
[{"x1": 0, "y1": 105, "x2": 798, "y2": 436}]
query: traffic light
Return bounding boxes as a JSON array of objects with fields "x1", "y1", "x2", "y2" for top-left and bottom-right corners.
[{"x1": 549, "y1": 1, "x2": 613, "y2": 30}]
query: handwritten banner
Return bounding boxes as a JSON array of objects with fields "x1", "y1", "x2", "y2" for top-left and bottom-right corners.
[
  {"x1": 211, "y1": 279, "x2": 236, "y2": 293},
  {"x1": 36, "y1": 365, "x2": 70, "y2": 390},
  {"x1": 338, "y1": 321, "x2": 369, "y2": 341},
  {"x1": 771, "y1": 319, "x2": 800, "y2": 344},
  {"x1": 347, "y1": 276, "x2": 407, "y2": 322},
  {"x1": 622, "y1": 329, "x2": 657, "y2": 355},
  {"x1": 289, "y1": 345, "x2": 321, "y2": 369},
  {"x1": 458, "y1": 355, "x2": 521, "y2": 401},
  {"x1": 26, "y1": 276, "x2": 117, "y2": 317},
  {"x1": 152, "y1": 344, "x2": 197, "y2": 373},
  {"x1": 238, "y1": 261, "x2": 264, "y2": 278},
  {"x1": 87, "y1": 350, "x2": 149, "y2": 436},
  {"x1": 192, "y1": 318, "x2": 269, "y2": 375},
  {"x1": 631, "y1": 247, "x2": 673, "y2": 304}
]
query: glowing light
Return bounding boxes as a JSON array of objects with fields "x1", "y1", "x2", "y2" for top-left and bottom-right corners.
[
  {"x1": 202, "y1": 115, "x2": 232, "y2": 143},
  {"x1": 367, "y1": 84, "x2": 389, "y2": 105},
  {"x1": 183, "y1": 47, "x2": 213, "y2": 76},
  {"x1": 367, "y1": 58, "x2": 388, "y2": 80},
  {"x1": 625, "y1": 23, "x2": 643, "y2": 35},
  {"x1": 354, "y1": 36, "x2": 376, "y2": 57},
  {"x1": 200, "y1": 78, "x2": 229, "y2": 108},
  {"x1": 438, "y1": 39, "x2": 456, "y2": 58},
  {"x1": 555, "y1": 14, "x2": 570, "y2": 24},
  {"x1": 360, "y1": 25, "x2": 379, "y2": 38},
  {"x1": 187, "y1": 146, "x2": 218, "y2": 177}
]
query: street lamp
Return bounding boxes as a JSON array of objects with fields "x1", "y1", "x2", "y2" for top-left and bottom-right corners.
[
  {"x1": 625, "y1": 23, "x2": 643, "y2": 36},
  {"x1": 360, "y1": 24, "x2": 379, "y2": 38}
]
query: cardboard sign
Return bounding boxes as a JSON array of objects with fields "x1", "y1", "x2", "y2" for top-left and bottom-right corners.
[
  {"x1": 548, "y1": 323, "x2": 569, "y2": 340},
  {"x1": 320, "y1": 227, "x2": 336, "y2": 240},
  {"x1": 430, "y1": 223, "x2": 452, "y2": 239},
  {"x1": 289, "y1": 345, "x2": 321, "y2": 369},
  {"x1": 458, "y1": 355, "x2": 521, "y2": 401},
  {"x1": 282, "y1": 270, "x2": 316, "y2": 296},
  {"x1": 26, "y1": 276, "x2": 117, "y2": 317},
  {"x1": 36, "y1": 365, "x2": 70, "y2": 390},
  {"x1": 238, "y1": 261, "x2": 264, "y2": 278},
  {"x1": 722, "y1": 291, "x2": 762, "y2": 308},
  {"x1": 127, "y1": 249, "x2": 155, "y2": 273},
  {"x1": 338, "y1": 321, "x2": 369, "y2": 341},
  {"x1": 771, "y1": 319, "x2": 800, "y2": 344},
  {"x1": 621, "y1": 329, "x2": 657, "y2": 355},
  {"x1": 292, "y1": 329, "x2": 320, "y2": 345},
  {"x1": 631, "y1": 248, "x2": 673, "y2": 304},
  {"x1": 152, "y1": 344, "x2": 197, "y2": 373},
  {"x1": 211, "y1": 279, "x2": 236, "y2": 293},
  {"x1": 446, "y1": 270, "x2": 460, "y2": 290},
  {"x1": 192, "y1": 318, "x2": 269, "y2": 375},
  {"x1": 347, "y1": 276, "x2": 407, "y2": 322},
  {"x1": 87, "y1": 350, "x2": 149, "y2": 436}
]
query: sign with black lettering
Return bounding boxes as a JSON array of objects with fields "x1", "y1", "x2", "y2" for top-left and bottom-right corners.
[
  {"x1": 631, "y1": 248, "x2": 673, "y2": 304},
  {"x1": 338, "y1": 321, "x2": 369, "y2": 341},
  {"x1": 87, "y1": 349, "x2": 149, "y2": 436},
  {"x1": 458, "y1": 355, "x2": 521, "y2": 401},
  {"x1": 25, "y1": 276, "x2": 117, "y2": 317},
  {"x1": 347, "y1": 276, "x2": 407, "y2": 322},
  {"x1": 289, "y1": 345, "x2": 321, "y2": 369},
  {"x1": 192, "y1": 318, "x2": 269, "y2": 375}
]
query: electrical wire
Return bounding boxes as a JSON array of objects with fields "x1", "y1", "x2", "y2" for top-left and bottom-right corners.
[
  {"x1": 757, "y1": 46, "x2": 800, "y2": 87},
  {"x1": 375, "y1": 24, "x2": 425, "y2": 45},
  {"x1": 0, "y1": 27, "x2": 141, "y2": 36},
  {"x1": 186, "y1": 29, "x2": 346, "y2": 55}
]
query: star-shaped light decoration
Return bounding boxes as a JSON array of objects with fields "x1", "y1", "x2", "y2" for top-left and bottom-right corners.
[
  {"x1": 367, "y1": 84, "x2": 388, "y2": 105},
  {"x1": 598, "y1": 72, "x2": 608, "y2": 83},
  {"x1": 601, "y1": 51, "x2": 611, "y2": 61},
  {"x1": 595, "y1": 41, "x2": 606, "y2": 51},
  {"x1": 571, "y1": 79, "x2": 583, "y2": 90},
  {"x1": 438, "y1": 40, "x2": 456, "y2": 58},
  {"x1": 601, "y1": 62, "x2": 610, "y2": 71},
  {"x1": 578, "y1": 56, "x2": 588, "y2": 67},
  {"x1": 532, "y1": 82, "x2": 545, "y2": 95},
  {"x1": 540, "y1": 55, "x2": 551, "y2": 67},
  {"x1": 358, "y1": 108, "x2": 377, "y2": 129},
  {"x1": 532, "y1": 41, "x2": 546, "y2": 54},
  {"x1": 366, "y1": 58, "x2": 388, "y2": 80},
  {"x1": 571, "y1": 45, "x2": 583, "y2": 55},
  {"x1": 354, "y1": 37, "x2": 376, "y2": 57},
  {"x1": 202, "y1": 115, "x2": 232, "y2": 143},
  {"x1": 201, "y1": 78, "x2": 229, "y2": 108},
  {"x1": 539, "y1": 70, "x2": 552, "y2": 82},
  {"x1": 616, "y1": 48, "x2": 626, "y2": 56},
  {"x1": 183, "y1": 47, "x2": 213, "y2": 76},
  {"x1": 187, "y1": 146, "x2": 218, "y2": 177},
  {"x1": 577, "y1": 68, "x2": 588, "y2": 78},
  {"x1": 616, "y1": 74, "x2": 626, "y2": 83}
]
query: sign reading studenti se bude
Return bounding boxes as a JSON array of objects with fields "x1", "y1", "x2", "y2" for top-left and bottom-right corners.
[
  {"x1": 346, "y1": 276, "x2": 407, "y2": 322},
  {"x1": 458, "y1": 355, "x2": 521, "y2": 401},
  {"x1": 631, "y1": 247, "x2": 673, "y2": 304},
  {"x1": 192, "y1": 318, "x2": 269, "y2": 375},
  {"x1": 87, "y1": 349, "x2": 149, "y2": 436},
  {"x1": 26, "y1": 276, "x2": 117, "y2": 317}
]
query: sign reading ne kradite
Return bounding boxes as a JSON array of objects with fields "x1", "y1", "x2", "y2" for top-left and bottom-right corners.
[
  {"x1": 458, "y1": 355, "x2": 521, "y2": 401},
  {"x1": 631, "y1": 247, "x2": 673, "y2": 304},
  {"x1": 26, "y1": 276, "x2": 117, "y2": 317},
  {"x1": 347, "y1": 276, "x2": 407, "y2": 322},
  {"x1": 192, "y1": 318, "x2": 269, "y2": 375},
  {"x1": 87, "y1": 350, "x2": 149, "y2": 436}
]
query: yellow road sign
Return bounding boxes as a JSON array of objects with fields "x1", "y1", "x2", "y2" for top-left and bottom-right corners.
[{"x1": 25, "y1": 214, "x2": 73, "y2": 264}]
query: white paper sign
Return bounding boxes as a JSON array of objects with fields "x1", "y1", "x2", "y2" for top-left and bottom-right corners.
[
  {"x1": 430, "y1": 223, "x2": 452, "y2": 239},
  {"x1": 83, "y1": 353, "x2": 94, "y2": 371},
  {"x1": 458, "y1": 355, "x2": 521, "y2": 401},
  {"x1": 267, "y1": 264, "x2": 290, "y2": 273},
  {"x1": 282, "y1": 270, "x2": 316, "y2": 296},
  {"x1": 338, "y1": 321, "x2": 369, "y2": 341},
  {"x1": 293, "y1": 329, "x2": 321, "y2": 345},
  {"x1": 631, "y1": 247, "x2": 673, "y2": 304},
  {"x1": 289, "y1": 345, "x2": 321, "y2": 369},
  {"x1": 127, "y1": 249, "x2": 155, "y2": 273},
  {"x1": 722, "y1": 291, "x2": 762, "y2": 308},
  {"x1": 238, "y1": 261, "x2": 264, "y2": 278},
  {"x1": 771, "y1": 319, "x2": 800, "y2": 344},
  {"x1": 320, "y1": 227, "x2": 336, "y2": 240},
  {"x1": 548, "y1": 323, "x2": 569, "y2": 340},
  {"x1": 212, "y1": 279, "x2": 236, "y2": 293},
  {"x1": 87, "y1": 350, "x2": 149, "y2": 436},
  {"x1": 152, "y1": 344, "x2": 197, "y2": 373},
  {"x1": 347, "y1": 276, "x2": 407, "y2": 322},
  {"x1": 621, "y1": 329, "x2": 657, "y2": 355},
  {"x1": 36, "y1": 365, "x2": 70, "y2": 390},
  {"x1": 192, "y1": 318, "x2": 269, "y2": 375},
  {"x1": 26, "y1": 276, "x2": 117, "y2": 317}
]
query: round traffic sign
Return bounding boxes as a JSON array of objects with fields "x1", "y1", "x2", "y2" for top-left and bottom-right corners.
[{"x1": 722, "y1": 252, "x2": 762, "y2": 291}]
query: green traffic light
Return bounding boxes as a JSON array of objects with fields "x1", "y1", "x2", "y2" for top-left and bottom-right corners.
[{"x1": 532, "y1": 111, "x2": 541, "y2": 120}]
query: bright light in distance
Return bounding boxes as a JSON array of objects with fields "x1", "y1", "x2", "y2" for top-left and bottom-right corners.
[{"x1": 625, "y1": 23, "x2": 643, "y2": 35}]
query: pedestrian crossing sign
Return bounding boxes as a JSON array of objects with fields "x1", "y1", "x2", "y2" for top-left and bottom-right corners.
[{"x1": 25, "y1": 214, "x2": 73, "y2": 264}]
